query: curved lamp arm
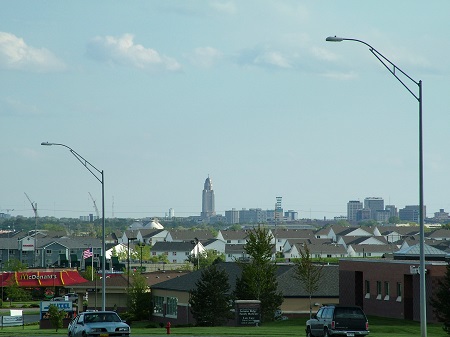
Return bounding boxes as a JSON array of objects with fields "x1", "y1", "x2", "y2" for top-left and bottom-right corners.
[
  {"x1": 41, "y1": 142, "x2": 103, "y2": 184},
  {"x1": 326, "y1": 36, "x2": 421, "y2": 102}
]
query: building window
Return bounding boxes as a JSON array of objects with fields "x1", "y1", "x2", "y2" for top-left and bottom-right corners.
[
  {"x1": 46, "y1": 249, "x2": 52, "y2": 254},
  {"x1": 384, "y1": 281, "x2": 390, "y2": 300},
  {"x1": 153, "y1": 296, "x2": 164, "y2": 315},
  {"x1": 172, "y1": 252, "x2": 177, "y2": 256},
  {"x1": 376, "y1": 281, "x2": 382, "y2": 300},
  {"x1": 396, "y1": 282, "x2": 402, "y2": 302},
  {"x1": 365, "y1": 280, "x2": 370, "y2": 299},
  {"x1": 185, "y1": 252, "x2": 190, "y2": 256},
  {"x1": 166, "y1": 297, "x2": 178, "y2": 317}
]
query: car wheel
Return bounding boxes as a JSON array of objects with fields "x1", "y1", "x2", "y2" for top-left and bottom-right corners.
[{"x1": 306, "y1": 327, "x2": 315, "y2": 337}]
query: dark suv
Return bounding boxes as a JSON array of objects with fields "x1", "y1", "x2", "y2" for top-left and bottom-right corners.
[{"x1": 306, "y1": 305, "x2": 369, "y2": 337}]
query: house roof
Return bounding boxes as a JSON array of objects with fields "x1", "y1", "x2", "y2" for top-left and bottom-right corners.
[
  {"x1": 169, "y1": 229, "x2": 215, "y2": 242},
  {"x1": 395, "y1": 243, "x2": 448, "y2": 257},
  {"x1": 219, "y1": 230, "x2": 249, "y2": 240},
  {"x1": 349, "y1": 244, "x2": 399, "y2": 253},
  {"x1": 338, "y1": 236, "x2": 388, "y2": 245},
  {"x1": 152, "y1": 241, "x2": 195, "y2": 251},
  {"x1": 274, "y1": 229, "x2": 314, "y2": 239},
  {"x1": 151, "y1": 262, "x2": 338, "y2": 298},
  {"x1": 427, "y1": 229, "x2": 450, "y2": 239}
]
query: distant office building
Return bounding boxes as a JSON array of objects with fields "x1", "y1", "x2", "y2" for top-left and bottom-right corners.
[
  {"x1": 239, "y1": 208, "x2": 267, "y2": 224},
  {"x1": 285, "y1": 210, "x2": 298, "y2": 221},
  {"x1": 347, "y1": 201, "x2": 363, "y2": 222},
  {"x1": 168, "y1": 208, "x2": 175, "y2": 219},
  {"x1": 80, "y1": 214, "x2": 98, "y2": 222},
  {"x1": 399, "y1": 205, "x2": 426, "y2": 223},
  {"x1": 374, "y1": 210, "x2": 391, "y2": 223},
  {"x1": 225, "y1": 208, "x2": 240, "y2": 224},
  {"x1": 275, "y1": 197, "x2": 283, "y2": 222},
  {"x1": 364, "y1": 197, "x2": 384, "y2": 220},
  {"x1": 434, "y1": 209, "x2": 450, "y2": 222},
  {"x1": 385, "y1": 205, "x2": 398, "y2": 218},
  {"x1": 201, "y1": 176, "x2": 215, "y2": 219},
  {"x1": 356, "y1": 208, "x2": 371, "y2": 222}
]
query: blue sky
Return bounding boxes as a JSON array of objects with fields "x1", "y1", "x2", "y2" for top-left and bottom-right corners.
[{"x1": 1, "y1": 1, "x2": 449, "y2": 220}]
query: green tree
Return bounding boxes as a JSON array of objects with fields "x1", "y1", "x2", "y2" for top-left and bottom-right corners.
[
  {"x1": 5, "y1": 278, "x2": 31, "y2": 304},
  {"x1": 389, "y1": 216, "x2": 401, "y2": 224},
  {"x1": 3, "y1": 258, "x2": 27, "y2": 271},
  {"x1": 189, "y1": 264, "x2": 233, "y2": 326},
  {"x1": 80, "y1": 266, "x2": 100, "y2": 282},
  {"x1": 48, "y1": 304, "x2": 66, "y2": 332},
  {"x1": 187, "y1": 249, "x2": 225, "y2": 269},
  {"x1": 234, "y1": 226, "x2": 283, "y2": 322},
  {"x1": 293, "y1": 244, "x2": 324, "y2": 319},
  {"x1": 431, "y1": 264, "x2": 450, "y2": 334},
  {"x1": 127, "y1": 272, "x2": 152, "y2": 321}
]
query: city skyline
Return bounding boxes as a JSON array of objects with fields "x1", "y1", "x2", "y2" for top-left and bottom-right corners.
[{"x1": 1, "y1": 2, "x2": 450, "y2": 220}]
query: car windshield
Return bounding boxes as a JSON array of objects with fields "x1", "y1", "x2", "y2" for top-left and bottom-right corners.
[{"x1": 84, "y1": 313, "x2": 121, "y2": 323}]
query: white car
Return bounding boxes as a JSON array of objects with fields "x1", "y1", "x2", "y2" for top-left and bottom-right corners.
[
  {"x1": 66, "y1": 293, "x2": 79, "y2": 302},
  {"x1": 67, "y1": 311, "x2": 130, "y2": 337}
]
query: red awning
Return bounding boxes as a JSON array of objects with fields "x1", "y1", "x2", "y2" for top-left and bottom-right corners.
[{"x1": 0, "y1": 270, "x2": 88, "y2": 287}]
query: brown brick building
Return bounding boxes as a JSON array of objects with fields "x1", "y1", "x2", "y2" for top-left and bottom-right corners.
[{"x1": 339, "y1": 258, "x2": 447, "y2": 322}]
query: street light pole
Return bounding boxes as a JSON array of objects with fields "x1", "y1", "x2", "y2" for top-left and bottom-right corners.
[
  {"x1": 137, "y1": 242, "x2": 146, "y2": 271},
  {"x1": 326, "y1": 36, "x2": 426, "y2": 337},
  {"x1": 41, "y1": 142, "x2": 107, "y2": 311},
  {"x1": 127, "y1": 236, "x2": 136, "y2": 289}
]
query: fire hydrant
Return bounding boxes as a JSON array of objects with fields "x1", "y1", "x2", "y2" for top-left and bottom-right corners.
[{"x1": 165, "y1": 321, "x2": 171, "y2": 334}]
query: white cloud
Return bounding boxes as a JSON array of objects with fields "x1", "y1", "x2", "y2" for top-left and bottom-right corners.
[
  {"x1": 187, "y1": 47, "x2": 223, "y2": 68},
  {"x1": 254, "y1": 51, "x2": 292, "y2": 68},
  {"x1": 0, "y1": 32, "x2": 65, "y2": 72},
  {"x1": 237, "y1": 45, "x2": 294, "y2": 70},
  {"x1": 86, "y1": 34, "x2": 181, "y2": 72},
  {"x1": 0, "y1": 97, "x2": 40, "y2": 116},
  {"x1": 321, "y1": 71, "x2": 358, "y2": 81},
  {"x1": 210, "y1": 1, "x2": 236, "y2": 15},
  {"x1": 310, "y1": 46, "x2": 338, "y2": 62}
]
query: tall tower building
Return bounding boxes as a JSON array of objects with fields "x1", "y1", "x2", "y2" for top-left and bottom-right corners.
[{"x1": 201, "y1": 176, "x2": 215, "y2": 219}]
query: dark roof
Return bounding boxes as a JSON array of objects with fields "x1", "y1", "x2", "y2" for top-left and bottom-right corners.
[
  {"x1": 151, "y1": 262, "x2": 338, "y2": 298},
  {"x1": 152, "y1": 241, "x2": 195, "y2": 251}
]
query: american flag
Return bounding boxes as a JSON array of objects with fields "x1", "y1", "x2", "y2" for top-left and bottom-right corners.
[{"x1": 83, "y1": 247, "x2": 93, "y2": 259}]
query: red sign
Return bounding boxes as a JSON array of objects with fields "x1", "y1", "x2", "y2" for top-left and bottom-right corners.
[{"x1": 0, "y1": 270, "x2": 88, "y2": 287}]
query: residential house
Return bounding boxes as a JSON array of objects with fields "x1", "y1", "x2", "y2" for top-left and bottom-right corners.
[
  {"x1": 347, "y1": 244, "x2": 399, "y2": 258},
  {"x1": 151, "y1": 241, "x2": 205, "y2": 264},
  {"x1": 273, "y1": 229, "x2": 314, "y2": 254}
]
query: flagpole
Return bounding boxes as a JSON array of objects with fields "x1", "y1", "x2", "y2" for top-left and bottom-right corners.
[{"x1": 91, "y1": 246, "x2": 93, "y2": 282}]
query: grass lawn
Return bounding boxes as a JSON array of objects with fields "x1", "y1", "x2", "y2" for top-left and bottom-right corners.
[{"x1": 0, "y1": 317, "x2": 446, "y2": 336}]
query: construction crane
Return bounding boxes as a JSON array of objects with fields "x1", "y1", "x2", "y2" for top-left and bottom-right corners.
[
  {"x1": 88, "y1": 192, "x2": 100, "y2": 219},
  {"x1": 24, "y1": 192, "x2": 38, "y2": 267}
]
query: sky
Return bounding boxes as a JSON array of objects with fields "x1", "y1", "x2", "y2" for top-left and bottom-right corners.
[{"x1": 1, "y1": 1, "x2": 449, "y2": 221}]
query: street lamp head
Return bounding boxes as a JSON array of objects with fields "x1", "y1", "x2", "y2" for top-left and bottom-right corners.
[
  {"x1": 326, "y1": 36, "x2": 344, "y2": 42},
  {"x1": 41, "y1": 142, "x2": 53, "y2": 146}
]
